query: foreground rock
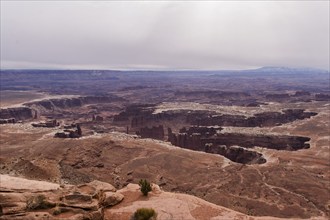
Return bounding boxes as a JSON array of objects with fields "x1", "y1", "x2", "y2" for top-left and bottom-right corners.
[
  {"x1": 1, "y1": 175, "x2": 326, "y2": 220},
  {"x1": 0, "y1": 175, "x2": 122, "y2": 219},
  {"x1": 99, "y1": 192, "x2": 124, "y2": 207}
]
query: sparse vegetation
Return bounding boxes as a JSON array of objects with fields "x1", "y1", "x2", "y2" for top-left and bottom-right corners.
[
  {"x1": 132, "y1": 208, "x2": 157, "y2": 220},
  {"x1": 26, "y1": 194, "x2": 55, "y2": 210},
  {"x1": 139, "y1": 179, "x2": 152, "y2": 196}
]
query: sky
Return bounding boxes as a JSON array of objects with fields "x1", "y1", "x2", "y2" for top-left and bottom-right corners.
[{"x1": 0, "y1": 1, "x2": 329, "y2": 70}]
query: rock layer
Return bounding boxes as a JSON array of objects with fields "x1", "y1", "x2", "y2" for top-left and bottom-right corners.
[{"x1": 0, "y1": 107, "x2": 35, "y2": 120}]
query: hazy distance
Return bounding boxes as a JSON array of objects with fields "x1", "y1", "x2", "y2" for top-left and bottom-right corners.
[{"x1": 0, "y1": 1, "x2": 329, "y2": 70}]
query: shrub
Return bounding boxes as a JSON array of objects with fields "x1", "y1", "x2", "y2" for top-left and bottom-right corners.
[
  {"x1": 139, "y1": 179, "x2": 152, "y2": 196},
  {"x1": 132, "y1": 208, "x2": 157, "y2": 220},
  {"x1": 26, "y1": 194, "x2": 55, "y2": 210}
]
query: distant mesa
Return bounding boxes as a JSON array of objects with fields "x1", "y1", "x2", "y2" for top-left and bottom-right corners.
[
  {"x1": 32, "y1": 119, "x2": 60, "y2": 128},
  {"x1": 55, "y1": 124, "x2": 82, "y2": 138}
]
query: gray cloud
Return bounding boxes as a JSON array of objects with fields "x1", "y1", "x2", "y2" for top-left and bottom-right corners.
[{"x1": 1, "y1": 1, "x2": 329, "y2": 70}]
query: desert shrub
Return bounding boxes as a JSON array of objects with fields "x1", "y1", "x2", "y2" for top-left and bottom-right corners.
[
  {"x1": 26, "y1": 194, "x2": 55, "y2": 210},
  {"x1": 132, "y1": 208, "x2": 157, "y2": 220},
  {"x1": 139, "y1": 179, "x2": 152, "y2": 196}
]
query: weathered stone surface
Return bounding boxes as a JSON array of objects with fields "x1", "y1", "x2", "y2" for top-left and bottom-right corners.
[
  {"x1": 169, "y1": 128, "x2": 310, "y2": 151},
  {"x1": 25, "y1": 96, "x2": 124, "y2": 111},
  {"x1": 64, "y1": 193, "x2": 92, "y2": 204},
  {"x1": 189, "y1": 109, "x2": 317, "y2": 127},
  {"x1": 82, "y1": 208, "x2": 104, "y2": 220},
  {"x1": 92, "y1": 115, "x2": 104, "y2": 122},
  {"x1": 0, "y1": 107, "x2": 35, "y2": 120},
  {"x1": 137, "y1": 125, "x2": 165, "y2": 140},
  {"x1": 205, "y1": 144, "x2": 266, "y2": 164},
  {"x1": 99, "y1": 192, "x2": 124, "y2": 207},
  {"x1": 87, "y1": 180, "x2": 116, "y2": 193},
  {"x1": 315, "y1": 93, "x2": 330, "y2": 101},
  {"x1": 54, "y1": 124, "x2": 82, "y2": 138},
  {"x1": 60, "y1": 192, "x2": 98, "y2": 211},
  {"x1": 203, "y1": 133, "x2": 310, "y2": 151},
  {"x1": 0, "y1": 118, "x2": 16, "y2": 124},
  {"x1": 114, "y1": 104, "x2": 317, "y2": 129}
]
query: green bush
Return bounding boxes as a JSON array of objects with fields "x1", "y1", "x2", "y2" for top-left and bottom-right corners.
[
  {"x1": 132, "y1": 208, "x2": 157, "y2": 220},
  {"x1": 139, "y1": 179, "x2": 152, "y2": 196},
  {"x1": 26, "y1": 194, "x2": 55, "y2": 210}
]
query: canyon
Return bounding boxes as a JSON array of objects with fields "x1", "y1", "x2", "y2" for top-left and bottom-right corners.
[{"x1": 0, "y1": 68, "x2": 329, "y2": 219}]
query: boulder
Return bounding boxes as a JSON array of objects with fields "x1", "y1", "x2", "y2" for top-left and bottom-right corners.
[
  {"x1": 61, "y1": 193, "x2": 98, "y2": 211},
  {"x1": 99, "y1": 192, "x2": 124, "y2": 207},
  {"x1": 82, "y1": 208, "x2": 104, "y2": 220},
  {"x1": 87, "y1": 180, "x2": 116, "y2": 193},
  {"x1": 0, "y1": 193, "x2": 27, "y2": 215}
]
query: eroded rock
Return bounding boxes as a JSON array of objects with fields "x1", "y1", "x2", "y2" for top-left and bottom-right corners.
[{"x1": 99, "y1": 192, "x2": 124, "y2": 207}]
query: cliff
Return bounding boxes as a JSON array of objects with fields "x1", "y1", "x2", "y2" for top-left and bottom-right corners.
[
  {"x1": 25, "y1": 95, "x2": 125, "y2": 111},
  {"x1": 0, "y1": 107, "x2": 35, "y2": 120}
]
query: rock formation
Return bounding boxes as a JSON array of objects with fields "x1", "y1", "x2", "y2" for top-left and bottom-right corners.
[
  {"x1": 0, "y1": 107, "x2": 35, "y2": 121},
  {"x1": 113, "y1": 105, "x2": 317, "y2": 129},
  {"x1": 167, "y1": 125, "x2": 311, "y2": 164},
  {"x1": 32, "y1": 119, "x2": 60, "y2": 128},
  {"x1": 315, "y1": 93, "x2": 330, "y2": 101},
  {"x1": 169, "y1": 128, "x2": 310, "y2": 151},
  {"x1": 54, "y1": 124, "x2": 82, "y2": 138},
  {"x1": 24, "y1": 95, "x2": 125, "y2": 112},
  {"x1": 189, "y1": 109, "x2": 317, "y2": 127},
  {"x1": 205, "y1": 144, "x2": 266, "y2": 164},
  {"x1": 137, "y1": 125, "x2": 165, "y2": 140},
  {"x1": 0, "y1": 175, "x2": 123, "y2": 220},
  {"x1": 203, "y1": 133, "x2": 310, "y2": 151},
  {"x1": 92, "y1": 115, "x2": 104, "y2": 122},
  {"x1": 0, "y1": 118, "x2": 16, "y2": 124}
]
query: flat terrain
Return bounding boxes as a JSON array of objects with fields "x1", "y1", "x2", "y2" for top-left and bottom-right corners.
[{"x1": 0, "y1": 90, "x2": 46, "y2": 108}]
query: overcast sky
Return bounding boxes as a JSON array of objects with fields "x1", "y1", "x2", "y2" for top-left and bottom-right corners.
[{"x1": 0, "y1": 1, "x2": 329, "y2": 70}]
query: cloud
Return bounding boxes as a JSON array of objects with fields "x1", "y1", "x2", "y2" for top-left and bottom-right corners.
[{"x1": 1, "y1": 1, "x2": 329, "y2": 70}]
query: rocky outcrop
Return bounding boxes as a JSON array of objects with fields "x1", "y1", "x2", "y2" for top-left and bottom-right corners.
[
  {"x1": 168, "y1": 126, "x2": 223, "y2": 151},
  {"x1": 0, "y1": 118, "x2": 16, "y2": 124},
  {"x1": 293, "y1": 91, "x2": 311, "y2": 96},
  {"x1": 203, "y1": 133, "x2": 310, "y2": 151},
  {"x1": 99, "y1": 192, "x2": 124, "y2": 207},
  {"x1": 168, "y1": 125, "x2": 310, "y2": 164},
  {"x1": 0, "y1": 107, "x2": 35, "y2": 121},
  {"x1": 87, "y1": 180, "x2": 116, "y2": 193},
  {"x1": 168, "y1": 126, "x2": 266, "y2": 164},
  {"x1": 113, "y1": 104, "x2": 155, "y2": 125},
  {"x1": 0, "y1": 175, "x2": 123, "y2": 220},
  {"x1": 114, "y1": 105, "x2": 317, "y2": 129},
  {"x1": 92, "y1": 115, "x2": 104, "y2": 122},
  {"x1": 265, "y1": 93, "x2": 290, "y2": 101},
  {"x1": 189, "y1": 109, "x2": 317, "y2": 127},
  {"x1": 169, "y1": 128, "x2": 310, "y2": 151},
  {"x1": 205, "y1": 144, "x2": 266, "y2": 164},
  {"x1": 32, "y1": 119, "x2": 60, "y2": 128},
  {"x1": 315, "y1": 93, "x2": 330, "y2": 101},
  {"x1": 61, "y1": 193, "x2": 98, "y2": 210},
  {"x1": 137, "y1": 125, "x2": 165, "y2": 140},
  {"x1": 54, "y1": 124, "x2": 82, "y2": 138},
  {"x1": 25, "y1": 95, "x2": 125, "y2": 111}
]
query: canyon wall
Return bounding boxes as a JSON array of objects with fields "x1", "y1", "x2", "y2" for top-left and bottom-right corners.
[
  {"x1": 114, "y1": 105, "x2": 317, "y2": 129},
  {"x1": 0, "y1": 107, "x2": 35, "y2": 121},
  {"x1": 25, "y1": 95, "x2": 125, "y2": 111},
  {"x1": 136, "y1": 125, "x2": 165, "y2": 140}
]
